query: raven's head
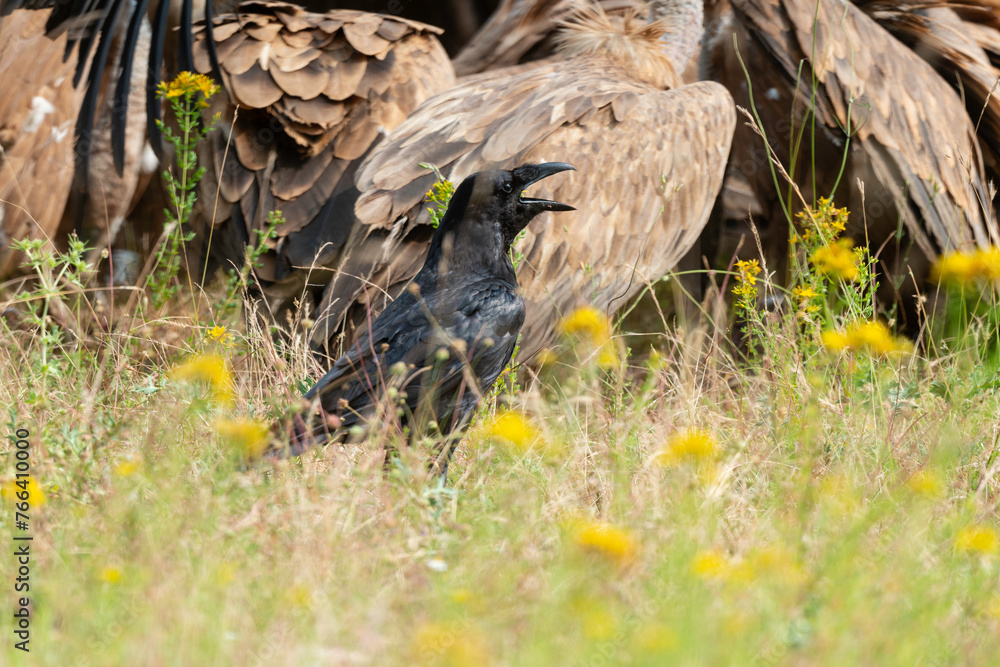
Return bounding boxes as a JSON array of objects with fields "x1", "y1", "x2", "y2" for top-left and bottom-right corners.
[
  {"x1": 423, "y1": 163, "x2": 575, "y2": 279},
  {"x1": 442, "y1": 162, "x2": 576, "y2": 250}
]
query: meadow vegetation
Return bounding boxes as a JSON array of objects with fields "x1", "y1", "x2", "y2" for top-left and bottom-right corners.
[{"x1": 1, "y1": 72, "x2": 999, "y2": 665}]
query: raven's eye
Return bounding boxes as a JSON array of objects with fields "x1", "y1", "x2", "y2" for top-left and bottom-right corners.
[{"x1": 501, "y1": 181, "x2": 513, "y2": 194}]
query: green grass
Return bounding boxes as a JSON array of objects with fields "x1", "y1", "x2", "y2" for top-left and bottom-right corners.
[{"x1": 2, "y1": 269, "x2": 999, "y2": 665}]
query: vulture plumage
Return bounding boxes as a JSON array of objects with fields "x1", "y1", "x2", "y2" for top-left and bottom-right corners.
[
  {"x1": 704, "y1": 0, "x2": 999, "y2": 326},
  {"x1": 296, "y1": 3, "x2": 735, "y2": 362},
  {"x1": 188, "y1": 1, "x2": 455, "y2": 303},
  {"x1": 452, "y1": 0, "x2": 642, "y2": 76},
  {"x1": 0, "y1": 9, "x2": 83, "y2": 276},
  {"x1": 0, "y1": 0, "x2": 461, "y2": 280},
  {"x1": 855, "y1": 0, "x2": 1000, "y2": 193}
]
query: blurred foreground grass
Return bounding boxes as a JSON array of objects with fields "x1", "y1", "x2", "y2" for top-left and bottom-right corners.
[{"x1": 1, "y1": 274, "x2": 999, "y2": 665}]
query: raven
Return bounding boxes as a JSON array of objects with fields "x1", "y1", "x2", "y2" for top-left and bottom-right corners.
[{"x1": 273, "y1": 162, "x2": 575, "y2": 474}]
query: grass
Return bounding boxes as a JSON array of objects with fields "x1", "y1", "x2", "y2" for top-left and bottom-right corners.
[
  {"x1": 1, "y1": 260, "x2": 999, "y2": 664},
  {"x1": 2, "y1": 62, "x2": 999, "y2": 664}
]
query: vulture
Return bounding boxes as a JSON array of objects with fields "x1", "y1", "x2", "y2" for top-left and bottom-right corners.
[
  {"x1": 298, "y1": 2, "x2": 735, "y2": 363},
  {"x1": 188, "y1": 1, "x2": 455, "y2": 302},
  {"x1": 703, "y1": 0, "x2": 1000, "y2": 327}
]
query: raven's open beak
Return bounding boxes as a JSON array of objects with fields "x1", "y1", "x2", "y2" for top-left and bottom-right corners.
[{"x1": 518, "y1": 162, "x2": 576, "y2": 212}]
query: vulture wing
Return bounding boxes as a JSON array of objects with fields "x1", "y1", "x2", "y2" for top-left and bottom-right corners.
[
  {"x1": 191, "y1": 4, "x2": 454, "y2": 289},
  {"x1": 856, "y1": 0, "x2": 1000, "y2": 199},
  {"x1": 310, "y1": 59, "x2": 734, "y2": 360},
  {"x1": 0, "y1": 9, "x2": 84, "y2": 277},
  {"x1": 726, "y1": 0, "x2": 997, "y2": 258}
]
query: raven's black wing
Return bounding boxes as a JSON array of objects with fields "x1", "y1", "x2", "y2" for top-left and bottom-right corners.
[{"x1": 286, "y1": 278, "x2": 524, "y2": 453}]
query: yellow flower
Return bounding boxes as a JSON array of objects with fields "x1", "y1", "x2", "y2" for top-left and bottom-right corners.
[
  {"x1": 821, "y1": 330, "x2": 850, "y2": 351},
  {"x1": 732, "y1": 259, "x2": 763, "y2": 305},
  {"x1": 822, "y1": 321, "x2": 909, "y2": 357},
  {"x1": 573, "y1": 519, "x2": 637, "y2": 565},
  {"x1": 285, "y1": 585, "x2": 312, "y2": 609},
  {"x1": 974, "y1": 247, "x2": 1000, "y2": 280},
  {"x1": 811, "y1": 238, "x2": 860, "y2": 280},
  {"x1": 100, "y1": 567, "x2": 122, "y2": 584},
  {"x1": 559, "y1": 306, "x2": 621, "y2": 367},
  {"x1": 113, "y1": 460, "x2": 139, "y2": 477},
  {"x1": 846, "y1": 321, "x2": 899, "y2": 355},
  {"x1": 484, "y1": 411, "x2": 543, "y2": 452},
  {"x1": 735, "y1": 259, "x2": 762, "y2": 281},
  {"x1": 559, "y1": 306, "x2": 611, "y2": 341},
  {"x1": 170, "y1": 354, "x2": 234, "y2": 405},
  {"x1": 412, "y1": 622, "x2": 489, "y2": 667},
  {"x1": 933, "y1": 247, "x2": 1000, "y2": 285},
  {"x1": 654, "y1": 428, "x2": 719, "y2": 467},
  {"x1": 157, "y1": 71, "x2": 220, "y2": 104},
  {"x1": 1, "y1": 477, "x2": 45, "y2": 507},
  {"x1": 215, "y1": 563, "x2": 236, "y2": 587},
  {"x1": 691, "y1": 549, "x2": 729, "y2": 580},
  {"x1": 955, "y1": 525, "x2": 999, "y2": 555},
  {"x1": 215, "y1": 418, "x2": 271, "y2": 458},
  {"x1": 793, "y1": 286, "x2": 818, "y2": 301},
  {"x1": 906, "y1": 469, "x2": 943, "y2": 498},
  {"x1": 206, "y1": 325, "x2": 235, "y2": 347},
  {"x1": 535, "y1": 348, "x2": 558, "y2": 366}
]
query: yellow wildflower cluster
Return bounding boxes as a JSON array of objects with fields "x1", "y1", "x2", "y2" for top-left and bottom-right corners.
[
  {"x1": 821, "y1": 321, "x2": 911, "y2": 357},
  {"x1": 558, "y1": 306, "x2": 618, "y2": 367},
  {"x1": 810, "y1": 238, "x2": 861, "y2": 281},
  {"x1": 792, "y1": 285, "x2": 820, "y2": 316},
  {"x1": 484, "y1": 411, "x2": 544, "y2": 454},
  {"x1": 731, "y1": 258, "x2": 762, "y2": 303},
  {"x1": 412, "y1": 622, "x2": 489, "y2": 667},
  {"x1": 692, "y1": 546, "x2": 804, "y2": 586},
  {"x1": 1, "y1": 477, "x2": 45, "y2": 507},
  {"x1": 206, "y1": 325, "x2": 235, "y2": 349},
  {"x1": 425, "y1": 176, "x2": 456, "y2": 228},
  {"x1": 654, "y1": 428, "x2": 719, "y2": 467},
  {"x1": 932, "y1": 247, "x2": 1000, "y2": 285},
  {"x1": 572, "y1": 519, "x2": 638, "y2": 565},
  {"x1": 170, "y1": 354, "x2": 235, "y2": 406},
  {"x1": 215, "y1": 418, "x2": 271, "y2": 458},
  {"x1": 955, "y1": 524, "x2": 999, "y2": 555},
  {"x1": 794, "y1": 197, "x2": 848, "y2": 244},
  {"x1": 157, "y1": 71, "x2": 219, "y2": 108}
]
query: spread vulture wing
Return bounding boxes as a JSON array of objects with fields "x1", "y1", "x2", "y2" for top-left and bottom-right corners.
[
  {"x1": 190, "y1": 3, "x2": 455, "y2": 297},
  {"x1": 311, "y1": 42, "x2": 735, "y2": 361}
]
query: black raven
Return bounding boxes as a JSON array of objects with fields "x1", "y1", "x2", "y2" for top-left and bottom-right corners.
[{"x1": 273, "y1": 162, "x2": 575, "y2": 475}]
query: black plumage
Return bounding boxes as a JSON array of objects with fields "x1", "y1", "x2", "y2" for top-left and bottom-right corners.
[{"x1": 276, "y1": 163, "x2": 576, "y2": 475}]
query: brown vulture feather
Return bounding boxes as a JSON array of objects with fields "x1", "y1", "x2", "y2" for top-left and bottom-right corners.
[
  {"x1": 855, "y1": 0, "x2": 1000, "y2": 195},
  {"x1": 300, "y1": 4, "x2": 735, "y2": 363},
  {"x1": 190, "y1": 1, "x2": 455, "y2": 304},
  {"x1": 0, "y1": 9, "x2": 83, "y2": 277},
  {"x1": 0, "y1": 6, "x2": 158, "y2": 279},
  {"x1": 452, "y1": 0, "x2": 644, "y2": 76},
  {"x1": 705, "y1": 0, "x2": 999, "y2": 328}
]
